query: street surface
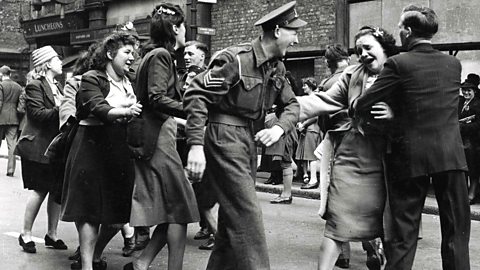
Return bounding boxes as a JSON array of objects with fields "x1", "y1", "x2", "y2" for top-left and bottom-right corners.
[{"x1": 0, "y1": 153, "x2": 479, "y2": 269}]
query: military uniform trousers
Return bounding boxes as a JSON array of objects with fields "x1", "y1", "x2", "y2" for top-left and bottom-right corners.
[{"x1": 203, "y1": 122, "x2": 270, "y2": 270}]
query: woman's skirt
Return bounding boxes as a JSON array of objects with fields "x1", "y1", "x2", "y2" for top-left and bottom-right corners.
[
  {"x1": 324, "y1": 129, "x2": 386, "y2": 242},
  {"x1": 61, "y1": 124, "x2": 134, "y2": 225},
  {"x1": 130, "y1": 117, "x2": 200, "y2": 226},
  {"x1": 295, "y1": 130, "x2": 322, "y2": 161}
]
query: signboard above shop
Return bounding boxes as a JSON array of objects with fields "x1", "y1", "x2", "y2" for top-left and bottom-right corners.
[
  {"x1": 70, "y1": 19, "x2": 151, "y2": 45},
  {"x1": 21, "y1": 13, "x2": 86, "y2": 38}
]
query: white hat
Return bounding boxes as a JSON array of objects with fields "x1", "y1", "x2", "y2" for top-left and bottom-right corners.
[{"x1": 32, "y1": 46, "x2": 59, "y2": 67}]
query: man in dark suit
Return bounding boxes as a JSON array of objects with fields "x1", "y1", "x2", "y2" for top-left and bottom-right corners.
[
  {"x1": 0, "y1": 65, "x2": 22, "y2": 176},
  {"x1": 354, "y1": 5, "x2": 470, "y2": 270}
]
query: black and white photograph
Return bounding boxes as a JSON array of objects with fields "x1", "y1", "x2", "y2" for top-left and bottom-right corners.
[{"x1": 0, "y1": 0, "x2": 479, "y2": 269}]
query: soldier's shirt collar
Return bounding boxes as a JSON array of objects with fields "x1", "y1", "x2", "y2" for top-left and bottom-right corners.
[{"x1": 252, "y1": 37, "x2": 270, "y2": 68}]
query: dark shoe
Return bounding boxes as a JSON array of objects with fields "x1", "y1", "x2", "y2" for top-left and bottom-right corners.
[
  {"x1": 72, "y1": 257, "x2": 107, "y2": 270},
  {"x1": 194, "y1": 228, "x2": 211, "y2": 240},
  {"x1": 469, "y1": 196, "x2": 480, "y2": 205},
  {"x1": 69, "y1": 246, "x2": 81, "y2": 261},
  {"x1": 335, "y1": 258, "x2": 350, "y2": 269},
  {"x1": 6, "y1": 172, "x2": 13, "y2": 177},
  {"x1": 301, "y1": 182, "x2": 319, "y2": 189},
  {"x1": 122, "y1": 236, "x2": 135, "y2": 257},
  {"x1": 70, "y1": 260, "x2": 81, "y2": 270},
  {"x1": 93, "y1": 258, "x2": 107, "y2": 270},
  {"x1": 366, "y1": 254, "x2": 381, "y2": 270},
  {"x1": 45, "y1": 234, "x2": 68, "y2": 250},
  {"x1": 364, "y1": 240, "x2": 384, "y2": 270},
  {"x1": 198, "y1": 235, "x2": 215, "y2": 250},
  {"x1": 264, "y1": 176, "x2": 276, "y2": 184},
  {"x1": 18, "y1": 235, "x2": 36, "y2": 253},
  {"x1": 133, "y1": 238, "x2": 150, "y2": 251},
  {"x1": 123, "y1": 262, "x2": 134, "y2": 270},
  {"x1": 270, "y1": 195, "x2": 292, "y2": 204}
]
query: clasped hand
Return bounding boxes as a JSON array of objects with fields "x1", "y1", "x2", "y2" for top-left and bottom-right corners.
[{"x1": 255, "y1": 125, "x2": 284, "y2": 147}]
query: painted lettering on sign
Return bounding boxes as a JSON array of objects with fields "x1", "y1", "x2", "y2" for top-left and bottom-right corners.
[{"x1": 34, "y1": 21, "x2": 64, "y2": 33}]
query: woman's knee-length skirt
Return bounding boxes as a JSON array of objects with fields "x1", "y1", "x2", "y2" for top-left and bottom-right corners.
[
  {"x1": 130, "y1": 117, "x2": 200, "y2": 226},
  {"x1": 61, "y1": 124, "x2": 134, "y2": 225},
  {"x1": 324, "y1": 130, "x2": 386, "y2": 242}
]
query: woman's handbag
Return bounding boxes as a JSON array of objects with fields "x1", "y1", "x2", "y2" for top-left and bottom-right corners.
[{"x1": 44, "y1": 116, "x2": 78, "y2": 161}]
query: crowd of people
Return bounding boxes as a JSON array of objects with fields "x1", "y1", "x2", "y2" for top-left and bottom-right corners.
[{"x1": 1, "y1": 1, "x2": 474, "y2": 270}]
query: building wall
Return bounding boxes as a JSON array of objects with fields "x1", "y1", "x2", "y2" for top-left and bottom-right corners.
[
  {"x1": 210, "y1": 0, "x2": 338, "y2": 83},
  {"x1": 0, "y1": 0, "x2": 29, "y2": 84},
  {"x1": 106, "y1": 0, "x2": 186, "y2": 26},
  {"x1": 0, "y1": 0, "x2": 28, "y2": 51}
]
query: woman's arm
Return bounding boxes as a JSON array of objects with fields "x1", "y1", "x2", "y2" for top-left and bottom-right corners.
[{"x1": 148, "y1": 50, "x2": 185, "y2": 118}]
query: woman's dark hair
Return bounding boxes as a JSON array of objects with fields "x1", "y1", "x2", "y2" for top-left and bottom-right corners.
[
  {"x1": 144, "y1": 3, "x2": 185, "y2": 55},
  {"x1": 90, "y1": 32, "x2": 137, "y2": 71},
  {"x1": 354, "y1": 26, "x2": 398, "y2": 57},
  {"x1": 302, "y1": 77, "x2": 318, "y2": 92},
  {"x1": 72, "y1": 43, "x2": 99, "y2": 76},
  {"x1": 401, "y1": 5, "x2": 438, "y2": 39}
]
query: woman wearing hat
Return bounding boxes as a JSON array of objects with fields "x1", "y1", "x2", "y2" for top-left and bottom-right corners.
[
  {"x1": 16, "y1": 45, "x2": 67, "y2": 253},
  {"x1": 458, "y1": 80, "x2": 480, "y2": 204}
]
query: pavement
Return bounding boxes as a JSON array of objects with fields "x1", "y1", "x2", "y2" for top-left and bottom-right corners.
[
  {"x1": 255, "y1": 171, "x2": 480, "y2": 221},
  {"x1": 0, "y1": 142, "x2": 479, "y2": 269},
  {"x1": 0, "y1": 140, "x2": 479, "y2": 221}
]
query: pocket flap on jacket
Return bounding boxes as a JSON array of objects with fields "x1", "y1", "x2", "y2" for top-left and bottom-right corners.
[{"x1": 241, "y1": 76, "x2": 263, "y2": 91}]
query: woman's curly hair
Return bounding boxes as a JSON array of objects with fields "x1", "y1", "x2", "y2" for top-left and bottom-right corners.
[
  {"x1": 90, "y1": 32, "x2": 137, "y2": 71},
  {"x1": 354, "y1": 26, "x2": 398, "y2": 57}
]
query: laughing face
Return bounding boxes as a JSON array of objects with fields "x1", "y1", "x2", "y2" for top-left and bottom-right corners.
[
  {"x1": 111, "y1": 44, "x2": 135, "y2": 77},
  {"x1": 355, "y1": 34, "x2": 387, "y2": 74},
  {"x1": 275, "y1": 27, "x2": 299, "y2": 58}
]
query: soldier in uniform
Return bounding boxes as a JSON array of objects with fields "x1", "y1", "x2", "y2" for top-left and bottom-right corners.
[{"x1": 183, "y1": 1, "x2": 305, "y2": 269}]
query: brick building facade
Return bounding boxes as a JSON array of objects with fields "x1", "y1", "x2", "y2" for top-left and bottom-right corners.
[
  {"x1": 210, "y1": 0, "x2": 338, "y2": 86},
  {"x1": 0, "y1": 0, "x2": 29, "y2": 84}
]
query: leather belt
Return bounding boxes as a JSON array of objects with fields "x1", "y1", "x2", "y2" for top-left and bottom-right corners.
[{"x1": 209, "y1": 113, "x2": 250, "y2": 127}]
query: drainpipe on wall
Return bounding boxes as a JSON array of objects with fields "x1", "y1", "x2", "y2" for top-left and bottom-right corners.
[{"x1": 84, "y1": 0, "x2": 107, "y2": 28}]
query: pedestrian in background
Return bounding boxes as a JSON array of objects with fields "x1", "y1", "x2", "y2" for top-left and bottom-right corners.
[
  {"x1": 296, "y1": 77, "x2": 321, "y2": 190},
  {"x1": 179, "y1": 40, "x2": 218, "y2": 251},
  {"x1": 60, "y1": 32, "x2": 142, "y2": 270},
  {"x1": 355, "y1": 5, "x2": 471, "y2": 269},
  {"x1": 184, "y1": 2, "x2": 304, "y2": 269},
  {"x1": 16, "y1": 45, "x2": 67, "y2": 254},
  {"x1": 124, "y1": 4, "x2": 199, "y2": 270},
  {"x1": 0, "y1": 65, "x2": 23, "y2": 177}
]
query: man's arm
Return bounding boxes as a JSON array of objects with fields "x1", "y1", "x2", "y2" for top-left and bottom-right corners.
[{"x1": 183, "y1": 51, "x2": 240, "y2": 146}]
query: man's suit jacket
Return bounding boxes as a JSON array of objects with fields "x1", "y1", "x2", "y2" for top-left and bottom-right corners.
[
  {"x1": 355, "y1": 42, "x2": 467, "y2": 179},
  {"x1": 0, "y1": 78, "x2": 22, "y2": 125},
  {"x1": 15, "y1": 77, "x2": 62, "y2": 164}
]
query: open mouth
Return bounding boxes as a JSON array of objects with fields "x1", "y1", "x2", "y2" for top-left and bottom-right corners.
[{"x1": 361, "y1": 58, "x2": 374, "y2": 65}]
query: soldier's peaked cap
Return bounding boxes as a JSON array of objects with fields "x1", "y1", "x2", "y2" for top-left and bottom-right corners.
[{"x1": 254, "y1": 1, "x2": 307, "y2": 31}]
